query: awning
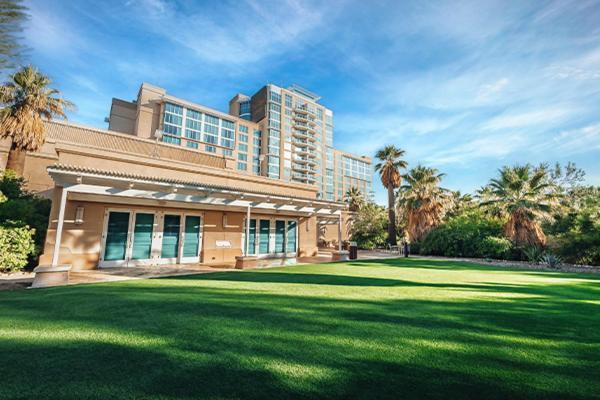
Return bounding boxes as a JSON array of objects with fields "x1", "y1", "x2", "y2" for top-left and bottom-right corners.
[{"x1": 47, "y1": 164, "x2": 347, "y2": 216}]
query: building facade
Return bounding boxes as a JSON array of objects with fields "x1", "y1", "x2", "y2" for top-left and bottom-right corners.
[
  {"x1": 0, "y1": 82, "x2": 372, "y2": 271},
  {"x1": 110, "y1": 83, "x2": 373, "y2": 202}
]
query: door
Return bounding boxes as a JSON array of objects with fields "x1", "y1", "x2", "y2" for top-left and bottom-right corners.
[
  {"x1": 181, "y1": 215, "x2": 202, "y2": 263},
  {"x1": 130, "y1": 212, "x2": 155, "y2": 265},
  {"x1": 247, "y1": 219, "x2": 256, "y2": 255},
  {"x1": 259, "y1": 219, "x2": 270, "y2": 254},
  {"x1": 275, "y1": 220, "x2": 286, "y2": 253},
  {"x1": 287, "y1": 221, "x2": 297, "y2": 254},
  {"x1": 101, "y1": 211, "x2": 131, "y2": 267},
  {"x1": 161, "y1": 214, "x2": 181, "y2": 262}
]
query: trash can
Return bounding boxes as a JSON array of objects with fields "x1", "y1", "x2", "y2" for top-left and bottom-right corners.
[{"x1": 349, "y1": 241, "x2": 358, "y2": 260}]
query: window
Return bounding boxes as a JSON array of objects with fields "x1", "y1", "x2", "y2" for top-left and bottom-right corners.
[
  {"x1": 222, "y1": 148, "x2": 233, "y2": 157},
  {"x1": 238, "y1": 153, "x2": 247, "y2": 161},
  {"x1": 239, "y1": 101, "x2": 251, "y2": 120},
  {"x1": 269, "y1": 91, "x2": 281, "y2": 103},
  {"x1": 285, "y1": 94, "x2": 292, "y2": 108},
  {"x1": 205, "y1": 145, "x2": 216, "y2": 153},
  {"x1": 237, "y1": 162, "x2": 247, "y2": 171},
  {"x1": 238, "y1": 143, "x2": 248, "y2": 152},
  {"x1": 239, "y1": 125, "x2": 249, "y2": 133},
  {"x1": 239, "y1": 133, "x2": 248, "y2": 143}
]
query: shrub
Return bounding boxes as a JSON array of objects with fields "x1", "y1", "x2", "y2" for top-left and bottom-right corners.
[
  {"x1": 540, "y1": 253, "x2": 562, "y2": 269},
  {"x1": 523, "y1": 245, "x2": 545, "y2": 263},
  {"x1": 0, "y1": 224, "x2": 35, "y2": 273},
  {"x1": 420, "y1": 210, "x2": 504, "y2": 258},
  {"x1": 0, "y1": 170, "x2": 51, "y2": 263},
  {"x1": 350, "y1": 203, "x2": 388, "y2": 250},
  {"x1": 477, "y1": 236, "x2": 512, "y2": 259}
]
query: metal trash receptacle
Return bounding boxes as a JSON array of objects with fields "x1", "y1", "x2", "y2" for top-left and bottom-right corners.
[{"x1": 349, "y1": 241, "x2": 358, "y2": 260}]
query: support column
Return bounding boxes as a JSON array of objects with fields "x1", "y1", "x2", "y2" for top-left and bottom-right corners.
[
  {"x1": 245, "y1": 205, "x2": 251, "y2": 255},
  {"x1": 338, "y1": 212, "x2": 342, "y2": 251},
  {"x1": 51, "y1": 187, "x2": 68, "y2": 267},
  {"x1": 332, "y1": 211, "x2": 349, "y2": 262}
]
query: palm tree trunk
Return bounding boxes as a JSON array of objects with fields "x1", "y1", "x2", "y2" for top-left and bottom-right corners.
[
  {"x1": 6, "y1": 147, "x2": 26, "y2": 176},
  {"x1": 387, "y1": 186, "x2": 397, "y2": 246}
]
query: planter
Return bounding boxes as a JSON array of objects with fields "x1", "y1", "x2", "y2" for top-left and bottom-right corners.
[{"x1": 31, "y1": 265, "x2": 71, "y2": 288}]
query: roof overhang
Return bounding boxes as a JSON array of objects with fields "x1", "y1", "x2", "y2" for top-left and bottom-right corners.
[{"x1": 47, "y1": 165, "x2": 347, "y2": 216}]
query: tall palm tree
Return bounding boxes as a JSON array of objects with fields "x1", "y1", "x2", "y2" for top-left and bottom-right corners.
[
  {"x1": 397, "y1": 165, "x2": 451, "y2": 242},
  {"x1": 480, "y1": 164, "x2": 556, "y2": 246},
  {"x1": 374, "y1": 145, "x2": 407, "y2": 246},
  {"x1": 344, "y1": 186, "x2": 365, "y2": 212},
  {"x1": 0, "y1": 65, "x2": 73, "y2": 173}
]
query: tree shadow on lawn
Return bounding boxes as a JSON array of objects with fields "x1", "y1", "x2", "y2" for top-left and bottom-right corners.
[
  {"x1": 1, "y1": 274, "x2": 600, "y2": 399},
  {"x1": 0, "y1": 280, "x2": 600, "y2": 398}
]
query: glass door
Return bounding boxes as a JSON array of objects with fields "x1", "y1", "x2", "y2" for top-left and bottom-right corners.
[
  {"x1": 259, "y1": 219, "x2": 270, "y2": 254},
  {"x1": 130, "y1": 212, "x2": 155, "y2": 265},
  {"x1": 101, "y1": 211, "x2": 131, "y2": 267},
  {"x1": 275, "y1": 220, "x2": 286, "y2": 253},
  {"x1": 161, "y1": 214, "x2": 181, "y2": 262},
  {"x1": 246, "y1": 219, "x2": 256, "y2": 255},
  {"x1": 287, "y1": 221, "x2": 297, "y2": 254},
  {"x1": 181, "y1": 215, "x2": 202, "y2": 263}
]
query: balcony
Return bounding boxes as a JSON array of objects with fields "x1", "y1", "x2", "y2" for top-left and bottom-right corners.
[{"x1": 292, "y1": 130, "x2": 316, "y2": 141}]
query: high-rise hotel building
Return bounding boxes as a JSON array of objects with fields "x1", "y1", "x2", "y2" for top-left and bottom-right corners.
[{"x1": 109, "y1": 83, "x2": 373, "y2": 201}]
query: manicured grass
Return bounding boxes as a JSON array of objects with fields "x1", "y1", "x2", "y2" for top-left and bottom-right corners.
[{"x1": 1, "y1": 258, "x2": 599, "y2": 399}]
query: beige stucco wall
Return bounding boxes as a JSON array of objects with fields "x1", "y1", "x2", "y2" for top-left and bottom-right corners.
[
  {"x1": 108, "y1": 99, "x2": 137, "y2": 134},
  {"x1": 39, "y1": 195, "x2": 321, "y2": 270}
]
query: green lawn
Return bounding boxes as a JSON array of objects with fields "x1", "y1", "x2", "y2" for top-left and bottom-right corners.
[{"x1": 1, "y1": 258, "x2": 599, "y2": 399}]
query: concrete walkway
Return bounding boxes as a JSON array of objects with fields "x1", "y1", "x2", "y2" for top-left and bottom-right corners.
[{"x1": 1, "y1": 250, "x2": 405, "y2": 290}]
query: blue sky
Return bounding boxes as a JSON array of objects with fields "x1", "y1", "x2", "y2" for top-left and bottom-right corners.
[{"x1": 23, "y1": 0, "x2": 600, "y2": 204}]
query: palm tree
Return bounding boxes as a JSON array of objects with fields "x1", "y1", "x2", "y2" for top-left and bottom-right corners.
[
  {"x1": 397, "y1": 165, "x2": 451, "y2": 242},
  {"x1": 374, "y1": 145, "x2": 407, "y2": 246},
  {"x1": 0, "y1": 65, "x2": 73, "y2": 174},
  {"x1": 344, "y1": 186, "x2": 365, "y2": 212},
  {"x1": 480, "y1": 164, "x2": 556, "y2": 246}
]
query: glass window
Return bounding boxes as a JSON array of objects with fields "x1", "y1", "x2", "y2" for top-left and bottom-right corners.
[
  {"x1": 186, "y1": 108, "x2": 201, "y2": 120},
  {"x1": 238, "y1": 143, "x2": 248, "y2": 152},
  {"x1": 269, "y1": 91, "x2": 281, "y2": 103},
  {"x1": 205, "y1": 145, "x2": 216, "y2": 153},
  {"x1": 165, "y1": 103, "x2": 183, "y2": 115},
  {"x1": 239, "y1": 125, "x2": 249, "y2": 133},
  {"x1": 237, "y1": 162, "x2": 247, "y2": 171},
  {"x1": 238, "y1": 153, "x2": 247, "y2": 161},
  {"x1": 223, "y1": 148, "x2": 233, "y2": 157}
]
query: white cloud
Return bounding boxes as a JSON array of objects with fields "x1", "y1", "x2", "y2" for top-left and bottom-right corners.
[
  {"x1": 124, "y1": 0, "x2": 336, "y2": 66},
  {"x1": 481, "y1": 108, "x2": 574, "y2": 131},
  {"x1": 541, "y1": 123, "x2": 600, "y2": 155},
  {"x1": 476, "y1": 78, "x2": 509, "y2": 102}
]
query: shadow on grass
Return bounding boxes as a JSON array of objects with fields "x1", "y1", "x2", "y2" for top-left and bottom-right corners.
[{"x1": 0, "y1": 263, "x2": 599, "y2": 399}]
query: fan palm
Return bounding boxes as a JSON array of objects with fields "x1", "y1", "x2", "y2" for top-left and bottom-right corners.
[
  {"x1": 374, "y1": 145, "x2": 407, "y2": 246},
  {"x1": 1, "y1": 65, "x2": 73, "y2": 173},
  {"x1": 480, "y1": 164, "x2": 556, "y2": 246},
  {"x1": 398, "y1": 165, "x2": 451, "y2": 242},
  {"x1": 344, "y1": 186, "x2": 365, "y2": 212}
]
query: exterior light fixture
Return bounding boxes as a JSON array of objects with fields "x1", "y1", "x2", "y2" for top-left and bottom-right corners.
[{"x1": 75, "y1": 206, "x2": 84, "y2": 225}]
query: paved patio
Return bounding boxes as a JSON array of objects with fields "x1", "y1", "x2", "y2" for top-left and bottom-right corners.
[{"x1": 1, "y1": 250, "x2": 404, "y2": 290}]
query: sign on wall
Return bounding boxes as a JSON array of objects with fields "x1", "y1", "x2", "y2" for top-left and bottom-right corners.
[{"x1": 216, "y1": 240, "x2": 232, "y2": 248}]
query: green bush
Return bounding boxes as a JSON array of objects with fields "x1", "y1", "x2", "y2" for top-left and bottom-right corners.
[
  {"x1": 0, "y1": 170, "x2": 51, "y2": 262},
  {"x1": 420, "y1": 210, "x2": 505, "y2": 258},
  {"x1": 545, "y1": 190, "x2": 600, "y2": 266},
  {"x1": 477, "y1": 236, "x2": 512, "y2": 259},
  {"x1": 350, "y1": 203, "x2": 388, "y2": 250},
  {"x1": 0, "y1": 224, "x2": 35, "y2": 273}
]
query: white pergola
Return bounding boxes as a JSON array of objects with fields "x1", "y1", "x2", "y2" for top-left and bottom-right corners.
[{"x1": 47, "y1": 165, "x2": 348, "y2": 266}]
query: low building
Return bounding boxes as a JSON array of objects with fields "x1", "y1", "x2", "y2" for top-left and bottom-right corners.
[{"x1": 0, "y1": 82, "x2": 371, "y2": 270}]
